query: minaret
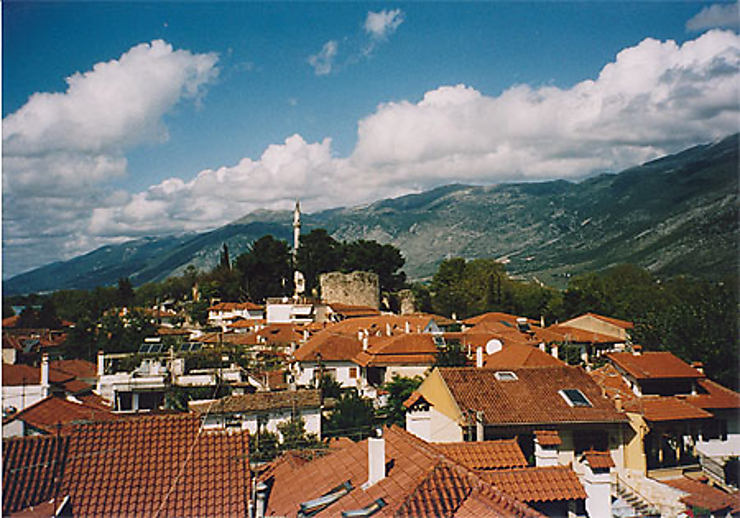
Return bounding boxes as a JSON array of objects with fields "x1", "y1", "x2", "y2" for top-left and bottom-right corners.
[{"x1": 293, "y1": 200, "x2": 301, "y2": 261}]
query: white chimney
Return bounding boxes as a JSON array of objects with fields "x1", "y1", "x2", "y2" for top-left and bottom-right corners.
[
  {"x1": 364, "y1": 428, "x2": 386, "y2": 488},
  {"x1": 405, "y1": 321, "x2": 410, "y2": 334},
  {"x1": 540, "y1": 315, "x2": 545, "y2": 327},
  {"x1": 41, "y1": 353, "x2": 50, "y2": 397},
  {"x1": 476, "y1": 346, "x2": 484, "y2": 368},
  {"x1": 255, "y1": 481, "x2": 268, "y2": 518},
  {"x1": 551, "y1": 344, "x2": 559, "y2": 360},
  {"x1": 363, "y1": 335, "x2": 369, "y2": 351},
  {"x1": 303, "y1": 329, "x2": 309, "y2": 342},
  {"x1": 475, "y1": 411, "x2": 484, "y2": 441},
  {"x1": 97, "y1": 350, "x2": 105, "y2": 377},
  {"x1": 539, "y1": 342, "x2": 546, "y2": 352},
  {"x1": 534, "y1": 431, "x2": 560, "y2": 467},
  {"x1": 583, "y1": 455, "x2": 613, "y2": 518},
  {"x1": 385, "y1": 323, "x2": 392, "y2": 336},
  {"x1": 358, "y1": 331, "x2": 364, "y2": 342}
]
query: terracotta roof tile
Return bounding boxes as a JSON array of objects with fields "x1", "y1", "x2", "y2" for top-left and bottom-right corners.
[
  {"x1": 3, "y1": 396, "x2": 119, "y2": 435},
  {"x1": 265, "y1": 425, "x2": 540, "y2": 517},
  {"x1": 2, "y1": 364, "x2": 42, "y2": 386},
  {"x1": 545, "y1": 325, "x2": 622, "y2": 344},
  {"x1": 3, "y1": 435, "x2": 68, "y2": 515},
  {"x1": 483, "y1": 345, "x2": 563, "y2": 369},
  {"x1": 462, "y1": 312, "x2": 536, "y2": 327},
  {"x1": 439, "y1": 366, "x2": 627, "y2": 426},
  {"x1": 57, "y1": 414, "x2": 251, "y2": 516},
  {"x1": 329, "y1": 304, "x2": 381, "y2": 318},
  {"x1": 581, "y1": 313, "x2": 634, "y2": 329},
  {"x1": 478, "y1": 466, "x2": 587, "y2": 503},
  {"x1": 190, "y1": 389, "x2": 320, "y2": 414},
  {"x1": 433, "y1": 440, "x2": 528, "y2": 469},
  {"x1": 534, "y1": 430, "x2": 562, "y2": 447},
  {"x1": 581, "y1": 450, "x2": 615, "y2": 469},
  {"x1": 49, "y1": 359, "x2": 97, "y2": 380},
  {"x1": 686, "y1": 378, "x2": 740, "y2": 410},
  {"x1": 209, "y1": 301, "x2": 263, "y2": 311},
  {"x1": 663, "y1": 477, "x2": 740, "y2": 512},
  {"x1": 623, "y1": 395, "x2": 713, "y2": 422},
  {"x1": 607, "y1": 351, "x2": 703, "y2": 380},
  {"x1": 354, "y1": 334, "x2": 438, "y2": 367}
]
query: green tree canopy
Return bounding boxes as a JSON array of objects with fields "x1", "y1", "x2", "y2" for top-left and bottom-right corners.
[
  {"x1": 234, "y1": 235, "x2": 292, "y2": 302},
  {"x1": 342, "y1": 240, "x2": 407, "y2": 293},
  {"x1": 296, "y1": 229, "x2": 343, "y2": 296},
  {"x1": 324, "y1": 391, "x2": 376, "y2": 441},
  {"x1": 381, "y1": 375, "x2": 422, "y2": 427}
]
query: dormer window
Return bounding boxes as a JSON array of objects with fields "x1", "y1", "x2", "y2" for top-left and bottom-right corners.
[
  {"x1": 559, "y1": 389, "x2": 592, "y2": 407},
  {"x1": 341, "y1": 498, "x2": 387, "y2": 517},
  {"x1": 494, "y1": 371, "x2": 518, "y2": 381}
]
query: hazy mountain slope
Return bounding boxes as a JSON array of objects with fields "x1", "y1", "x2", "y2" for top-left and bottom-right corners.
[{"x1": 4, "y1": 135, "x2": 737, "y2": 295}]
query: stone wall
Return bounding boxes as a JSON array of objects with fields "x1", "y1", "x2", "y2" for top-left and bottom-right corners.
[{"x1": 320, "y1": 271, "x2": 380, "y2": 309}]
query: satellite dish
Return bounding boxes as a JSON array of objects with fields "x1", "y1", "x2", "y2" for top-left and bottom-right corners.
[{"x1": 486, "y1": 339, "x2": 503, "y2": 355}]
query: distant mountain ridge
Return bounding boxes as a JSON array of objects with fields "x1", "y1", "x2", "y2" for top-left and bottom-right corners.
[{"x1": 4, "y1": 134, "x2": 737, "y2": 295}]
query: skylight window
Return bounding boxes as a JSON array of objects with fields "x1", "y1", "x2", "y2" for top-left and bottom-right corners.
[
  {"x1": 298, "y1": 480, "x2": 353, "y2": 517},
  {"x1": 559, "y1": 389, "x2": 592, "y2": 407},
  {"x1": 494, "y1": 371, "x2": 518, "y2": 381},
  {"x1": 341, "y1": 499, "x2": 387, "y2": 518}
]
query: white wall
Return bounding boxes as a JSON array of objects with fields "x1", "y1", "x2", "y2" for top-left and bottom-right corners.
[
  {"x1": 3, "y1": 348, "x2": 17, "y2": 364},
  {"x1": 202, "y1": 408, "x2": 321, "y2": 440},
  {"x1": 295, "y1": 361, "x2": 361, "y2": 389},
  {"x1": 428, "y1": 407, "x2": 464, "y2": 443},
  {"x1": 384, "y1": 366, "x2": 429, "y2": 384},
  {"x1": 2, "y1": 385, "x2": 46, "y2": 413},
  {"x1": 2, "y1": 419, "x2": 25, "y2": 438}
]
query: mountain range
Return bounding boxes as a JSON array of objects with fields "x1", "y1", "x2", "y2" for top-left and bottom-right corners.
[{"x1": 4, "y1": 134, "x2": 737, "y2": 295}]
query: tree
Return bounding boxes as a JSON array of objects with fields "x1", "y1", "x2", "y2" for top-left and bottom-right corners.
[
  {"x1": 235, "y1": 235, "x2": 292, "y2": 302},
  {"x1": 342, "y1": 240, "x2": 407, "y2": 293},
  {"x1": 296, "y1": 229, "x2": 343, "y2": 295},
  {"x1": 434, "y1": 339, "x2": 468, "y2": 367},
  {"x1": 381, "y1": 375, "x2": 422, "y2": 427},
  {"x1": 319, "y1": 374, "x2": 342, "y2": 399},
  {"x1": 277, "y1": 417, "x2": 323, "y2": 452},
  {"x1": 323, "y1": 391, "x2": 376, "y2": 441},
  {"x1": 116, "y1": 277, "x2": 135, "y2": 308},
  {"x1": 219, "y1": 243, "x2": 231, "y2": 270},
  {"x1": 430, "y1": 257, "x2": 469, "y2": 317}
]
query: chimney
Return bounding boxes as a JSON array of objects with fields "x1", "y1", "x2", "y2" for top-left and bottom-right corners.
[
  {"x1": 540, "y1": 315, "x2": 545, "y2": 328},
  {"x1": 358, "y1": 331, "x2": 364, "y2": 342},
  {"x1": 475, "y1": 411, "x2": 484, "y2": 441},
  {"x1": 385, "y1": 323, "x2": 392, "y2": 336},
  {"x1": 614, "y1": 394, "x2": 623, "y2": 412},
  {"x1": 97, "y1": 350, "x2": 105, "y2": 377},
  {"x1": 41, "y1": 353, "x2": 50, "y2": 398},
  {"x1": 539, "y1": 342, "x2": 546, "y2": 352},
  {"x1": 303, "y1": 329, "x2": 309, "y2": 342},
  {"x1": 551, "y1": 344, "x2": 559, "y2": 360},
  {"x1": 691, "y1": 362, "x2": 704, "y2": 375},
  {"x1": 405, "y1": 321, "x2": 410, "y2": 334},
  {"x1": 365, "y1": 428, "x2": 386, "y2": 488},
  {"x1": 255, "y1": 481, "x2": 268, "y2": 518},
  {"x1": 632, "y1": 344, "x2": 642, "y2": 356},
  {"x1": 582, "y1": 453, "x2": 613, "y2": 518},
  {"x1": 476, "y1": 346, "x2": 484, "y2": 368},
  {"x1": 363, "y1": 335, "x2": 369, "y2": 351},
  {"x1": 534, "y1": 430, "x2": 560, "y2": 467}
]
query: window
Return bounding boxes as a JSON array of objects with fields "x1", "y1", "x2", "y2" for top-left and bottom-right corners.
[
  {"x1": 299, "y1": 480, "x2": 353, "y2": 517},
  {"x1": 559, "y1": 389, "x2": 592, "y2": 407},
  {"x1": 349, "y1": 367, "x2": 358, "y2": 379},
  {"x1": 494, "y1": 371, "x2": 518, "y2": 381},
  {"x1": 342, "y1": 499, "x2": 387, "y2": 517}
]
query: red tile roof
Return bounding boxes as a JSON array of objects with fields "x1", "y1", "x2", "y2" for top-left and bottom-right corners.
[
  {"x1": 329, "y1": 304, "x2": 381, "y2": 318},
  {"x1": 477, "y1": 466, "x2": 587, "y2": 503},
  {"x1": 663, "y1": 477, "x2": 740, "y2": 512},
  {"x1": 534, "y1": 430, "x2": 562, "y2": 447},
  {"x1": 581, "y1": 450, "x2": 615, "y2": 469},
  {"x1": 545, "y1": 325, "x2": 622, "y2": 344},
  {"x1": 439, "y1": 366, "x2": 627, "y2": 426},
  {"x1": 190, "y1": 389, "x2": 321, "y2": 414},
  {"x1": 3, "y1": 435, "x2": 68, "y2": 515},
  {"x1": 433, "y1": 440, "x2": 528, "y2": 470},
  {"x1": 463, "y1": 312, "x2": 537, "y2": 327},
  {"x1": 61, "y1": 379, "x2": 93, "y2": 394},
  {"x1": 50, "y1": 359, "x2": 97, "y2": 380},
  {"x1": 265, "y1": 425, "x2": 541, "y2": 517},
  {"x1": 2, "y1": 315, "x2": 21, "y2": 329},
  {"x1": 294, "y1": 331, "x2": 362, "y2": 362},
  {"x1": 483, "y1": 345, "x2": 563, "y2": 369},
  {"x1": 3, "y1": 396, "x2": 120, "y2": 435},
  {"x1": 606, "y1": 352, "x2": 703, "y2": 380},
  {"x1": 582, "y1": 313, "x2": 634, "y2": 330},
  {"x1": 209, "y1": 301, "x2": 263, "y2": 311},
  {"x1": 623, "y1": 395, "x2": 713, "y2": 422},
  {"x1": 589, "y1": 363, "x2": 636, "y2": 402},
  {"x1": 686, "y1": 379, "x2": 740, "y2": 410},
  {"x1": 2, "y1": 364, "x2": 75, "y2": 386},
  {"x1": 59, "y1": 414, "x2": 250, "y2": 516},
  {"x1": 354, "y1": 334, "x2": 438, "y2": 367}
]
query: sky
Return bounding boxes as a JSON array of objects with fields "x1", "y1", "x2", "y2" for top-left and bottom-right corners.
[{"x1": 3, "y1": 1, "x2": 739, "y2": 279}]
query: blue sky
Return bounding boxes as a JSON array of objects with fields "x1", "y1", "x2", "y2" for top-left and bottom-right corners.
[{"x1": 3, "y1": 1, "x2": 739, "y2": 278}]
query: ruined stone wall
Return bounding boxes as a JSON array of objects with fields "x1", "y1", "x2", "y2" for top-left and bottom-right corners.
[
  {"x1": 320, "y1": 271, "x2": 380, "y2": 309},
  {"x1": 397, "y1": 289, "x2": 418, "y2": 315}
]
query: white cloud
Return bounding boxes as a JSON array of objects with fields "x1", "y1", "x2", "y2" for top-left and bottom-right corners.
[
  {"x1": 4, "y1": 31, "x2": 740, "y2": 278},
  {"x1": 307, "y1": 40, "x2": 338, "y2": 75},
  {"x1": 364, "y1": 9, "x2": 404, "y2": 40},
  {"x1": 686, "y1": 2, "x2": 740, "y2": 31}
]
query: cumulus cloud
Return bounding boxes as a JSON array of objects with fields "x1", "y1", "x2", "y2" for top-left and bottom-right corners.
[
  {"x1": 307, "y1": 40, "x2": 338, "y2": 75},
  {"x1": 2, "y1": 40, "x2": 219, "y2": 275},
  {"x1": 364, "y1": 9, "x2": 404, "y2": 40},
  {"x1": 5, "y1": 31, "x2": 740, "y2": 277},
  {"x1": 686, "y1": 1, "x2": 739, "y2": 31}
]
